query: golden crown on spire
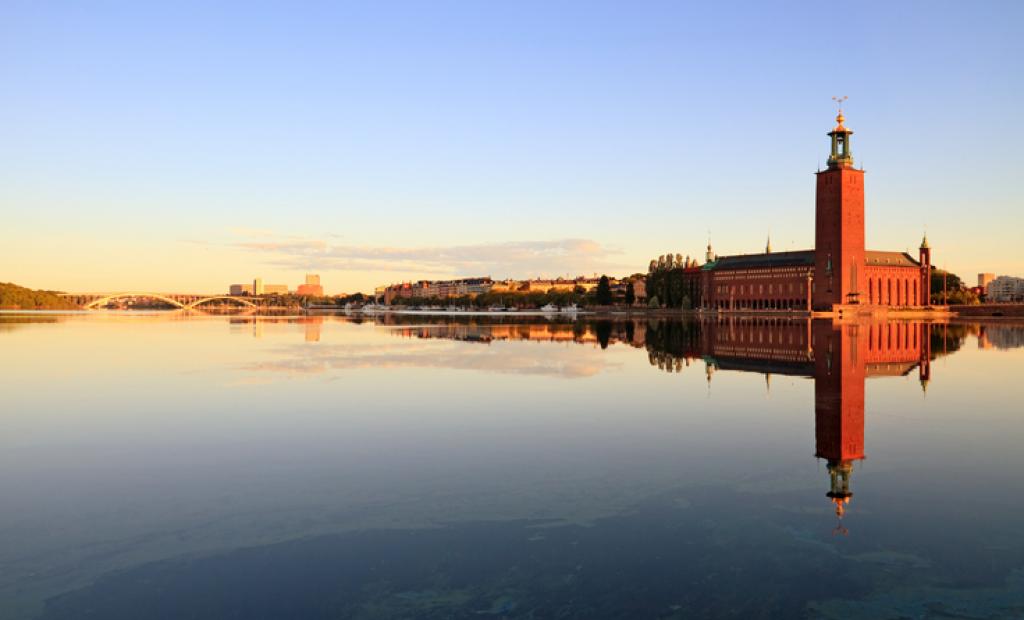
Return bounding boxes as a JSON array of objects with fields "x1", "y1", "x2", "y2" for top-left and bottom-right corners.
[{"x1": 832, "y1": 95, "x2": 848, "y2": 130}]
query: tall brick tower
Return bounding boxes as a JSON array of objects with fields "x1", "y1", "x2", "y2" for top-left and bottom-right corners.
[{"x1": 814, "y1": 109, "x2": 866, "y2": 310}]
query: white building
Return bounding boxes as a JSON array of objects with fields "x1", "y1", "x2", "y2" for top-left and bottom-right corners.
[{"x1": 986, "y1": 276, "x2": 1024, "y2": 302}]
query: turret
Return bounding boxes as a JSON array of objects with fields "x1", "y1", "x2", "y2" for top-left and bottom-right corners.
[
  {"x1": 827, "y1": 111, "x2": 854, "y2": 169},
  {"x1": 919, "y1": 234, "x2": 931, "y2": 305}
]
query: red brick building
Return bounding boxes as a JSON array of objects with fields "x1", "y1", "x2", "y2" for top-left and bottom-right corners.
[{"x1": 695, "y1": 111, "x2": 930, "y2": 312}]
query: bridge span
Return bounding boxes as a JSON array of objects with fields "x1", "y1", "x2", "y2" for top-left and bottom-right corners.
[{"x1": 59, "y1": 292, "x2": 258, "y2": 310}]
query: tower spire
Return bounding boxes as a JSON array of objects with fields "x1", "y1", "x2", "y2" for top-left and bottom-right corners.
[{"x1": 827, "y1": 96, "x2": 854, "y2": 169}]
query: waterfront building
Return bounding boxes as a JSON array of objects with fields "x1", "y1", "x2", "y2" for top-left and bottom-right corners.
[
  {"x1": 693, "y1": 111, "x2": 930, "y2": 312},
  {"x1": 987, "y1": 275, "x2": 1024, "y2": 302},
  {"x1": 978, "y1": 273, "x2": 995, "y2": 289},
  {"x1": 381, "y1": 277, "x2": 496, "y2": 302},
  {"x1": 297, "y1": 274, "x2": 324, "y2": 296},
  {"x1": 229, "y1": 283, "x2": 254, "y2": 296},
  {"x1": 263, "y1": 284, "x2": 289, "y2": 295},
  {"x1": 253, "y1": 278, "x2": 264, "y2": 296}
]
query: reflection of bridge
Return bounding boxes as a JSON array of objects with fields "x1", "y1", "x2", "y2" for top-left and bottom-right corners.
[{"x1": 60, "y1": 292, "x2": 257, "y2": 310}]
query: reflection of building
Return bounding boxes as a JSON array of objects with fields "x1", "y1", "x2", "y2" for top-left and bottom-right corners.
[
  {"x1": 978, "y1": 325, "x2": 1024, "y2": 349},
  {"x1": 703, "y1": 319, "x2": 932, "y2": 532},
  {"x1": 380, "y1": 314, "x2": 945, "y2": 532},
  {"x1": 302, "y1": 316, "x2": 323, "y2": 342}
]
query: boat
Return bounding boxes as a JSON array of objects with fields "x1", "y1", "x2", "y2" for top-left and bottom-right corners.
[{"x1": 540, "y1": 303, "x2": 558, "y2": 313}]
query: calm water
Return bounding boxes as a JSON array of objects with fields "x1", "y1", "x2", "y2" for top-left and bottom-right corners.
[{"x1": 2, "y1": 312, "x2": 1024, "y2": 619}]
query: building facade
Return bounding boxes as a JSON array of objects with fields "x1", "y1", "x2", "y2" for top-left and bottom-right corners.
[
  {"x1": 297, "y1": 274, "x2": 324, "y2": 296},
  {"x1": 987, "y1": 276, "x2": 1024, "y2": 302}
]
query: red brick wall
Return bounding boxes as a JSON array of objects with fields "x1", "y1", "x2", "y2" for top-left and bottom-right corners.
[
  {"x1": 703, "y1": 266, "x2": 813, "y2": 310},
  {"x1": 863, "y1": 265, "x2": 921, "y2": 306},
  {"x1": 814, "y1": 167, "x2": 866, "y2": 310}
]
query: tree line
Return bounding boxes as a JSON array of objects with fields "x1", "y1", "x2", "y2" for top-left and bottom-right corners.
[{"x1": 0, "y1": 282, "x2": 79, "y2": 310}]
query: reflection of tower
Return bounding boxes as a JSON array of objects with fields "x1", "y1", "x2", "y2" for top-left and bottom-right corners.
[
  {"x1": 813, "y1": 321, "x2": 866, "y2": 533},
  {"x1": 919, "y1": 323, "x2": 932, "y2": 392}
]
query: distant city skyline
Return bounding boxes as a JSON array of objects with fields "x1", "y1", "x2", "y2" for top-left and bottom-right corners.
[{"x1": 2, "y1": 2, "x2": 1022, "y2": 293}]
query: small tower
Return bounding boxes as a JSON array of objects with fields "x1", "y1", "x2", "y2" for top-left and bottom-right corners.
[
  {"x1": 828, "y1": 114, "x2": 854, "y2": 167},
  {"x1": 705, "y1": 240, "x2": 715, "y2": 264},
  {"x1": 919, "y1": 234, "x2": 931, "y2": 306},
  {"x1": 765, "y1": 236, "x2": 772, "y2": 254}
]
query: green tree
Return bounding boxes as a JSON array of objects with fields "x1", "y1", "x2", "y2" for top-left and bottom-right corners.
[
  {"x1": 930, "y1": 268, "x2": 963, "y2": 296},
  {"x1": 596, "y1": 275, "x2": 612, "y2": 305},
  {"x1": 0, "y1": 282, "x2": 79, "y2": 310}
]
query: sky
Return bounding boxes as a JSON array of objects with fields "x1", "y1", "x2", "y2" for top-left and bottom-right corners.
[{"x1": 2, "y1": 1, "x2": 1022, "y2": 294}]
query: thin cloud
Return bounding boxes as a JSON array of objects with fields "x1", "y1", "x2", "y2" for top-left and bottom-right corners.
[{"x1": 224, "y1": 233, "x2": 630, "y2": 278}]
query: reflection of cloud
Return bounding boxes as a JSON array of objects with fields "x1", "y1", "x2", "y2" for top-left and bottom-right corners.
[
  {"x1": 223, "y1": 232, "x2": 629, "y2": 277},
  {"x1": 242, "y1": 340, "x2": 615, "y2": 380}
]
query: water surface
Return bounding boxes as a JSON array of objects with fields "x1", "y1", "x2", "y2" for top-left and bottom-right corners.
[{"x1": 2, "y1": 313, "x2": 1023, "y2": 618}]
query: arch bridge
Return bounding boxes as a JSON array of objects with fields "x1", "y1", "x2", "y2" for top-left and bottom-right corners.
[{"x1": 62, "y1": 292, "x2": 258, "y2": 310}]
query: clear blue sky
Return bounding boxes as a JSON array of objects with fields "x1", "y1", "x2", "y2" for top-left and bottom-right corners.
[{"x1": 2, "y1": 1, "x2": 1021, "y2": 293}]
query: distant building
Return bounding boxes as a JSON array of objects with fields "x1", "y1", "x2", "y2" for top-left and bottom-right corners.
[
  {"x1": 380, "y1": 277, "x2": 494, "y2": 302},
  {"x1": 229, "y1": 283, "x2": 254, "y2": 296},
  {"x1": 263, "y1": 284, "x2": 289, "y2": 295},
  {"x1": 253, "y1": 278, "x2": 264, "y2": 295},
  {"x1": 987, "y1": 276, "x2": 1024, "y2": 302},
  {"x1": 297, "y1": 274, "x2": 324, "y2": 296},
  {"x1": 978, "y1": 273, "x2": 995, "y2": 289},
  {"x1": 296, "y1": 284, "x2": 324, "y2": 296},
  {"x1": 631, "y1": 276, "x2": 647, "y2": 303}
]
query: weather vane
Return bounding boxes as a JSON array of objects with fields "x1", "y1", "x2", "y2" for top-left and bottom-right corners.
[{"x1": 832, "y1": 95, "x2": 848, "y2": 112}]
